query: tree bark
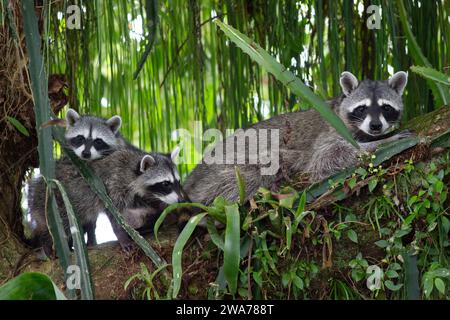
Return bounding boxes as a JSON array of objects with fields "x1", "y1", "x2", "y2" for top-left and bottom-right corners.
[{"x1": 0, "y1": 1, "x2": 67, "y2": 283}]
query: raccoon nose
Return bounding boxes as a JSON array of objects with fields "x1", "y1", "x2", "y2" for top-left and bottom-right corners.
[
  {"x1": 81, "y1": 150, "x2": 91, "y2": 159},
  {"x1": 369, "y1": 122, "x2": 382, "y2": 132}
]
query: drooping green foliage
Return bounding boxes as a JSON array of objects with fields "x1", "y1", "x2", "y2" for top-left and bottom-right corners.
[{"x1": 21, "y1": 0, "x2": 76, "y2": 299}]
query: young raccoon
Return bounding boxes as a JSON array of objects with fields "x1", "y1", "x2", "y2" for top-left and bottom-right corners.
[
  {"x1": 62, "y1": 108, "x2": 137, "y2": 245},
  {"x1": 184, "y1": 71, "x2": 411, "y2": 205},
  {"x1": 65, "y1": 108, "x2": 132, "y2": 160},
  {"x1": 27, "y1": 147, "x2": 184, "y2": 257}
]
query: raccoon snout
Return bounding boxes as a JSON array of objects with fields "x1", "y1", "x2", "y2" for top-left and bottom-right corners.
[
  {"x1": 369, "y1": 121, "x2": 382, "y2": 133},
  {"x1": 81, "y1": 150, "x2": 91, "y2": 159}
]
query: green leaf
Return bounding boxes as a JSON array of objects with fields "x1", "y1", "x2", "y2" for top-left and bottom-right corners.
[
  {"x1": 133, "y1": 0, "x2": 159, "y2": 79},
  {"x1": 347, "y1": 229, "x2": 358, "y2": 243},
  {"x1": 384, "y1": 280, "x2": 403, "y2": 291},
  {"x1": 411, "y1": 66, "x2": 450, "y2": 86},
  {"x1": 279, "y1": 194, "x2": 297, "y2": 209},
  {"x1": 21, "y1": 0, "x2": 74, "y2": 299},
  {"x1": 434, "y1": 278, "x2": 446, "y2": 295},
  {"x1": 50, "y1": 179, "x2": 95, "y2": 300},
  {"x1": 206, "y1": 218, "x2": 224, "y2": 251},
  {"x1": 234, "y1": 166, "x2": 246, "y2": 206},
  {"x1": 348, "y1": 177, "x2": 357, "y2": 189},
  {"x1": 154, "y1": 202, "x2": 209, "y2": 243},
  {"x1": 434, "y1": 180, "x2": 444, "y2": 193},
  {"x1": 351, "y1": 269, "x2": 365, "y2": 282},
  {"x1": 6, "y1": 116, "x2": 30, "y2": 137},
  {"x1": 397, "y1": 1, "x2": 450, "y2": 105},
  {"x1": 423, "y1": 276, "x2": 434, "y2": 298},
  {"x1": 386, "y1": 270, "x2": 399, "y2": 279},
  {"x1": 374, "y1": 240, "x2": 389, "y2": 248},
  {"x1": 281, "y1": 273, "x2": 290, "y2": 287},
  {"x1": 214, "y1": 19, "x2": 358, "y2": 148},
  {"x1": 292, "y1": 276, "x2": 304, "y2": 290},
  {"x1": 368, "y1": 179, "x2": 378, "y2": 193},
  {"x1": 284, "y1": 216, "x2": 292, "y2": 249},
  {"x1": 172, "y1": 213, "x2": 208, "y2": 298},
  {"x1": 0, "y1": 272, "x2": 66, "y2": 300},
  {"x1": 294, "y1": 192, "x2": 307, "y2": 220},
  {"x1": 441, "y1": 216, "x2": 450, "y2": 236},
  {"x1": 253, "y1": 271, "x2": 262, "y2": 287},
  {"x1": 260, "y1": 232, "x2": 278, "y2": 275},
  {"x1": 223, "y1": 204, "x2": 241, "y2": 295}
]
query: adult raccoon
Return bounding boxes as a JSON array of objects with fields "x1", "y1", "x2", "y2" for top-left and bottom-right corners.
[{"x1": 184, "y1": 71, "x2": 412, "y2": 205}]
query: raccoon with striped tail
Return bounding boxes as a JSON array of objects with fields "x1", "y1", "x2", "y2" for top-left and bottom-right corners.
[
  {"x1": 184, "y1": 71, "x2": 413, "y2": 205},
  {"x1": 27, "y1": 147, "x2": 185, "y2": 257}
]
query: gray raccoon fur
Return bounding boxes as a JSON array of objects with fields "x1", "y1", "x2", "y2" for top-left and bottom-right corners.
[
  {"x1": 64, "y1": 108, "x2": 139, "y2": 160},
  {"x1": 184, "y1": 71, "x2": 412, "y2": 205},
  {"x1": 28, "y1": 147, "x2": 184, "y2": 256},
  {"x1": 60, "y1": 108, "x2": 139, "y2": 245}
]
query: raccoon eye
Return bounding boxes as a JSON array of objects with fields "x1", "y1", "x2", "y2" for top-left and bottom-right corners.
[
  {"x1": 93, "y1": 139, "x2": 109, "y2": 150},
  {"x1": 147, "y1": 181, "x2": 172, "y2": 193},
  {"x1": 381, "y1": 104, "x2": 394, "y2": 113},
  {"x1": 160, "y1": 181, "x2": 171, "y2": 188},
  {"x1": 353, "y1": 106, "x2": 366, "y2": 117},
  {"x1": 70, "y1": 135, "x2": 85, "y2": 147}
]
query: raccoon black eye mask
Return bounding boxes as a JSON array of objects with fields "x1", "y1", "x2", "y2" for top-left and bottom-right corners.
[{"x1": 64, "y1": 108, "x2": 128, "y2": 160}]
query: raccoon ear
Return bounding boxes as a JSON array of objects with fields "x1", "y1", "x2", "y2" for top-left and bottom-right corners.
[
  {"x1": 66, "y1": 108, "x2": 80, "y2": 126},
  {"x1": 388, "y1": 71, "x2": 408, "y2": 95},
  {"x1": 140, "y1": 155, "x2": 155, "y2": 173},
  {"x1": 106, "y1": 115, "x2": 122, "y2": 134},
  {"x1": 339, "y1": 71, "x2": 359, "y2": 96},
  {"x1": 171, "y1": 146, "x2": 180, "y2": 161}
]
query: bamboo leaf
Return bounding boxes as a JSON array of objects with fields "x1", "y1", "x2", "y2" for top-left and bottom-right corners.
[
  {"x1": 133, "y1": 0, "x2": 159, "y2": 79},
  {"x1": 172, "y1": 212, "x2": 208, "y2": 298},
  {"x1": 50, "y1": 179, "x2": 95, "y2": 300},
  {"x1": 153, "y1": 202, "x2": 209, "y2": 243},
  {"x1": 223, "y1": 204, "x2": 240, "y2": 295},
  {"x1": 6, "y1": 116, "x2": 30, "y2": 137},
  {"x1": 234, "y1": 166, "x2": 246, "y2": 206},
  {"x1": 410, "y1": 66, "x2": 450, "y2": 86},
  {"x1": 397, "y1": 0, "x2": 450, "y2": 105},
  {"x1": 21, "y1": 0, "x2": 75, "y2": 299},
  {"x1": 215, "y1": 20, "x2": 358, "y2": 148}
]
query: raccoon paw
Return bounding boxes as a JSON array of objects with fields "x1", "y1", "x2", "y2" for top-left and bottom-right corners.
[
  {"x1": 119, "y1": 241, "x2": 136, "y2": 254},
  {"x1": 395, "y1": 129, "x2": 415, "y2": 139}
]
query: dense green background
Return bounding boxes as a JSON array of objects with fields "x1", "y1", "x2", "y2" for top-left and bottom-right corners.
[{"x1": 44, "y1": 0, "x2": 449, "y2": 175}]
